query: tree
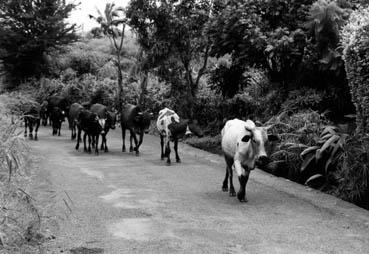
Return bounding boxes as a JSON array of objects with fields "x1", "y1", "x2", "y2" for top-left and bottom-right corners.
[
  {"x1": 89, "y1": 3, "x2": 127, "y2": 111},
  {"x1": 126, "y1": 0, "x2": 212, "y2": 118},
  {"x1": 0, "y1": 0, "x2": 78, "y2": 85},
  {"x1": 207, "y1": 0, "x2": 314, "y2": 95}
]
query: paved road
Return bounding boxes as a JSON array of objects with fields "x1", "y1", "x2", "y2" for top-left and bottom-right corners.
[{"x1": 28, "y1": 125, "x2": 369, "y2": 254}]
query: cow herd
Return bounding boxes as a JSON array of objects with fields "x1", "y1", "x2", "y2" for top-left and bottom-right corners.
[{"x1": 22, "y1": 95, "x2": 278, "y2": 202}]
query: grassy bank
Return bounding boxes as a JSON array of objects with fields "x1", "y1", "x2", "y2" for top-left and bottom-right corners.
[{"x1": 0, "y1": 94, "x2": 44, "y2": 253}]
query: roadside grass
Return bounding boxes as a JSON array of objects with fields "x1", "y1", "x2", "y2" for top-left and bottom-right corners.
[{"x1": 0, "y1": 94, "x2": 43, "y2": 253}]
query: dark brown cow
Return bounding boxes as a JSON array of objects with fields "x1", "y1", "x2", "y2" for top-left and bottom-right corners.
[
  {"x1": 90, "y1": 103, "x2": 117, "y2": 152},
  {"x1": 23, "y1": 102, "x2": 41, "y2": 140},
  {"x1": 75, "y1": 109, "x2": 103, "y2": 155},
  {"x1": 50, "y1": 107, "x2": 64, "y2": 136},
  {"x1": 68, "y1": 103, "x2": 84, "y2": 140},
  {"x1": 121, "y1": 104, "x2": 153, "y2": 155}
]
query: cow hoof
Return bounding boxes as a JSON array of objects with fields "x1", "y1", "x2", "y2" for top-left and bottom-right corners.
[
  {"x1": 129, "y1": 147, "x2": 133, "y2": 152},
  {"x1": 24, "y1": 133, "x2": 27, "y2": 137},
  {"x1": 229, "y1": 191, "x2": 236, "y2": 197},
  {"x1": 222, "y1": 185, "x2": 228, "y2": 192},
  {"x1": 104, "y1": 148, "x2": 108, "y2": 153},
  {"x1": 122, "y1": 147, "x2": 126, "y2": 152},
  {"x1": 176, "y1": 158, "x2": 181, "y2": 163},
  {"x1": 237, "y1": 191, "x2": 247, "y2": 202},
  {"x1": 135, "y1": 151, "x2": 140, "y2": 156},
  {"x1": 166, "y1": 160, "x2": 171, "y2": 166},
  {"x1": 34, "y1": 136, "x2": 38, "y2": 141}
]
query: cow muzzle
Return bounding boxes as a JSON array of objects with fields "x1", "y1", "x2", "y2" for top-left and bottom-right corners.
[{"x1": 255, "y1": 155, "x2": 269, "y2": 168}]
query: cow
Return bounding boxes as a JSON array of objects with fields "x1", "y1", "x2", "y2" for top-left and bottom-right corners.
[
  {"x1": 75, "y1": 109, "x2": 103, "y2": 154},
  {"x1": 68, "y1": 103, "x2": 84, "y2": 140},
  {"x1": 121, "y1": 103, "x2": 153, "y2": 155},
  {"x1": 47, "y1": 95, "x2": 70, "y2": 126},
  {"x1": 23, "y1": 102, "x2": 41, "y2": 140},
  {"x1": 156, "y1": 108, "x2": 203, "y2": 165},
  {"x1": 40, "y1": 100, "x2": 48, "y2": 126},
  {"x1": 221, "y1": 119, "x2": 278, "y2": 202},
  {"x1": 49, "y1": 107, "x2": 65, "y2": 136},
  {"x1": 90, "y1": 103, "x2": 117, "y2": 152}
]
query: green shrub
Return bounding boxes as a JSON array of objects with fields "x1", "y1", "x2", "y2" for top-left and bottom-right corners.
[
  {"x1": 342, "y1": 6, "x2": 369, "y2": 133},
  {"x1": 336, "y1": 134, "x2": 369, "y2": 209},
  {"x1": 266, "y1": 110, "x2": 330, "y2": 181},
  {"x1": 281, "y1": 88, "x2": 325, "y2": 113}
]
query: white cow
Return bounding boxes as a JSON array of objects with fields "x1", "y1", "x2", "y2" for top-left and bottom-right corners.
[
  {"x1": 221, "y1": 118, "x2": 278, "y2": 202},
  {"x1": 156, "y1": 108, "x2": 203, "y2": 164}
]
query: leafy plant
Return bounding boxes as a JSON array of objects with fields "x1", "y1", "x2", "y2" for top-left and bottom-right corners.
[{"x1": 300, "y1": 125, "x2": 347, "y2": 188}]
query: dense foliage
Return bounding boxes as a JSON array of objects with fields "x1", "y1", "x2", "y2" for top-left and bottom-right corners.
[
  {"x1": 342, "y1": 7, "x2": 369, "y2": 133},
  {"x1": 0, "y1": 0, "x2": 78, "y2": 85},
  {"x1": 127, "y1": 0, "x2": 212, "y2": 117}
]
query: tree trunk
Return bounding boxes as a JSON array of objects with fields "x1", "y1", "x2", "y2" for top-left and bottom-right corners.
[
  {"x1": 138, "y1": 71, "x2": 148, "y2": 108},
  {"x1": 117, "y1": 55, "x2": 124, "y2": 112}
]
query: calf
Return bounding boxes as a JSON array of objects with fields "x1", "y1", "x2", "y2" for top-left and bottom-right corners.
[
  {"x1": 221, "y1": 119, "x2": 278, "y2": 202},
  {"x1": 50, "y1": 107, "x2": 64, "y2": 136},
  {"x1": 23, "y1": 102, "x2": 41, "y2": 140},
  {"x1": 75, "y1": 109, "x2": 103, "y2": 154},
  {"x1": 156, "y1": 108, "x2": 203, "y2": 165},
  {"x1": 90, "y1": 103, "x2": 117, "y2": 152},
  {"x1": 121, "y1": 103, "x2": 152, "y2": 155},
  {"x1": 68, "y1": 103, "x2": 84, "y2": 140}
]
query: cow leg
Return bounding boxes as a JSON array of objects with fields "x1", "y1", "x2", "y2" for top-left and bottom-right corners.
[
  {"x1": 160, "y1": 135, "x2": 165, "y2": 160},
  {"x1": 121, "y1": 127, "x2": 126, "y2": 152},
  {"x1": 83, "y1": 132, "x2": 88, "y2": 152},
  {"x1": 222, "y1": 169, "x2": 229, "y2": 192},
  {"x1": 129, "y1": 134, "x2": 134, "y2": 152},
  {"x1": 130, "y1": 130, "x2": 139, "y2": 155},
  {"x1": 100, "y1": 134, "x2": 105, "y2": 151},
  {"x1": 223, "y1": 156, "x2": 236, "y2": 196},
  {"x1": 87, "y1": 134, "x2": 92, "y2": 153},
  {"x1": 71, "y1": 124, "x2": 75, "y2": 140},
  {"x1": 165, "y1": 141, "x2": 171, "y2": 165},
  {"x1": 24, "y1": 119, "x2": 28, "y2": 137},
  {"x1": 29, "y1": 122, "x2": 33, "y2": 139},
  {"x1": 75, "y1": 128, "x2": 81, "y2": 150},
  {"x1": 95, "y1": 135, "x2": 99, "y2": 155},
  {"x1": 58, "y1": 126, "x2": 61, "y2": 136},
  {"x1": 174, "y1": 139, "x2": 180, "y2": 163},
  {"x1": 34, "y1": 119, "x2": 40, "y2": 141},
  {"x1": 137, "y1": 132, "x2": 144, "y2": 150},
  {"x1": 103, "y1": 134, "x2": 108, "y2": 152},
  {"x1": 237, "y1": 171, "x2": 250, "y2": 202}
]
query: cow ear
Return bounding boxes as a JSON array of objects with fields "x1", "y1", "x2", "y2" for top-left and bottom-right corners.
[
  {"x1": 241, "y1": 134, "x2": 252, "y2": 142},
  {"x1": 268, "y1": 134, "x2": 279, "y2": 142}
]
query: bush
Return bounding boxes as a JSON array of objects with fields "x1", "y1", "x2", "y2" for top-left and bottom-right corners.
[
  {"x1": 336, "y1": 134, "x2": 369, "y2": 209},
  {"x1": 281, "y1": 88, "x2": 325, "y2": 113},
  {"x1": 342, "y1": 6, "x2": 369, "y2": 133},
  {"x1": 266, "y1": 110, "x2": 330, "y2": 181}
]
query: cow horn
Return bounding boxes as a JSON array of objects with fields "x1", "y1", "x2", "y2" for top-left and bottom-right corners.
[{"x1": 244, "y1": 120, "x2": 256, "y2": 131}]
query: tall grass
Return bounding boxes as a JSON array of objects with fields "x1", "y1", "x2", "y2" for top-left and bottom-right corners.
[{"x1": 0, "y1": 94, "x2": 42, "y2": 252}]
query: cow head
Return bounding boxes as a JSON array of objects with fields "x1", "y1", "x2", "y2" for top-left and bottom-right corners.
[
  {"x1": 241, "y1": 120, "x2": 279, "y2": 169},
  {"x1": 136, "y1": 111, "x2": 153, "y2": 134},
  {"x1": 107, "y1": 111, "x2": 117, "y2": 130},
  {"x1": 187, "y1": 120, "x2": 204, "y2": 138}
]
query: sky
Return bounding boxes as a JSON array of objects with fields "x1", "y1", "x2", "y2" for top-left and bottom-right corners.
[{"x1": 67, "y1": 0, "x2": 130, "y2": 33}]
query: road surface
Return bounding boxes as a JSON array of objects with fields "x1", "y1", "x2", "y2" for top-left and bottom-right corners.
[{"x1": 28, "y1": 125, "x2": 369, "y2": 254}]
